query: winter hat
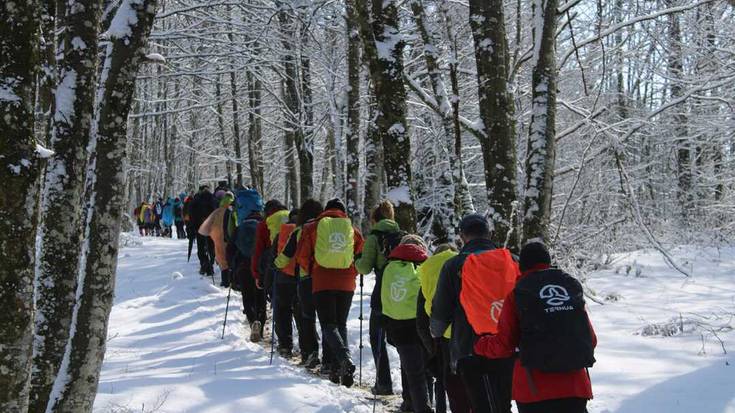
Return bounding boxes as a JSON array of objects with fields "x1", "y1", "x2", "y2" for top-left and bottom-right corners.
[
  {"x1": 371, "y1": 200, "x2": 395, "y2": 222},
  {"x1": 214, "y1": 189, "x2": 226, "y2": 199},
  {"x1": 519, "y1": 242, "x2": 551, "y2": 272},
  {"x1": 458, "y1": 213, "x2": 491, "y2": 238},
  {"x1": 325, "y1": 198, "x2": 347, "y2": 213},
  {"x1": 399, "y1": 234, "x2": 428, "y2": 253},
  {"x1": 288, "y1": 208, "x2": 300, "y2": 223},
  {"x1": 264, "y1": 199, "x2": 287, "y2": 215}
]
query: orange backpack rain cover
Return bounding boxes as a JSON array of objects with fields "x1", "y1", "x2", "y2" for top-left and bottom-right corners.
[
  {"x1": 277, "y1": 223, "x2": 297, "y2": 276},
  {"x1": 459, "y1": 248, "x2": 520, "y2": 335}
]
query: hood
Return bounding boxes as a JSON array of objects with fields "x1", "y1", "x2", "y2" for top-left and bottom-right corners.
[
  {"x1": 389, "y1": 243, "x2": 428, "y2": 263},
  {"x1": 372, "y1": 219, "x2": 399, "y2": 233}
]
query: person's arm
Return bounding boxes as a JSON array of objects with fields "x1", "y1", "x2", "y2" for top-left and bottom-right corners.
[
  {"x1": 251, "y1": 222, "x2": 268, "y2": 281},
  {"x1": 353, "y1": 227, "x2": 365, "y2": 256},
  {"x1": 429, "y1": 260, "x2": 457, "y2": 338},
  {"x1": 354, "y1": 233, "x2": 376, "y2": 274},
  {"x1": 416, "y1": 289, "x2": 434, "y2": 355},
  {"x1": 473, "y1": 293, "x2": 519, "y2": 359}
]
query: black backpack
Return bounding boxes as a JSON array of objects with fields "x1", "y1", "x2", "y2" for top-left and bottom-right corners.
[
  {"x1": 374, "y1": 229, "x2": 408, "y2": 268},
  {"x1": 515, "y1": 269, "x2": 595, "y2": 373}
]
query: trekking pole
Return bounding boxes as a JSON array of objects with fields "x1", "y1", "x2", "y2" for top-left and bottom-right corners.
[
  {"x1": 269, "y1": 279, "x2": 278, "y2": 365},
  {"x1": 221, "y1": 283, "x2": 233, "y2": 339},
  {"x1": 372, "y1": 328, "x2": 383, "y2": 413},
  {"x1": 358, "y1": 273, "x2": 364, "y2": 387}
]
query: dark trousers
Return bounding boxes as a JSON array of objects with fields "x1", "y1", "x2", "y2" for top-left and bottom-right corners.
[
  {"x1": 238, "y1": 259, "x2": 266, "y2": 328},
  {"x1": 315, "y1": 290, "x2": 353, "y2": 366},
  {"x1": 369, "y1": 308, "x2": 392, "y2": 389},
  {"x1": 517, "y1": 398, "x2": 587, "y2": 413},
  {"x1": 297, "y1": 277, "x2": 321, "y2": 359},
  {"x1": 196, "y1": 233, "x2": 215, "y2": 273},
  {"x1": 457, "y1": 356, "x2": 514, "y2": 413},
  {"x1": 396, "y1": 344, "x2": 432, "y2": 413},
  {"x1": 438, "y1": 339, "x2": 471, "y2": 413},
  {"x1": 273, "y1": 280, "x2": 304, "y2": 351},
  {"x1": 175, "y1": 221, "x2": 185, "y2": 239}
]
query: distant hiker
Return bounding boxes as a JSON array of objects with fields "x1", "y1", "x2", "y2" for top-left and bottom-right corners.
[
  {"x1": 417, "y1": 244, "x2": 470, "y2": 413},
  {"x1": 231, "y1": 189, "x2": 266, "y2": 342},
  {"x1": 474, "y1": 242, "x2": 596, "y2": 413},
  {"x1": 143, "y1": 202, "x2": 156, "y2": 236},
  {"x1": 190, "y1": 185, "x2": 218, "y2": 275},
  {"x1": 296, "y1": 198, "x2": 364, "y2": 387},
  {"x1": 274, "y1": 199, "x2": 328, "y2": 369},
  {"x1": 355, "y1": 200, "x2": 404, "y2": 395},
  {"x1": 135, "y1": 202, "x2": 147, "y2": 236},
  {"x1": 173, "y1": 197, "x2": 185, "y2": 239},
  {"x1": 430, "y1": 214, "x2": 519, "y2": 413},
  {"x1": 153, "y1": 197, "x2": 164, "y2": 236},
  {"x1": 199, "y1": 192, "x2": 235, "y2": 287},
  {"x1": 161, "y1": 197, "x2": 175, "y2": 238},
  {"x1": 380, "y1": 234, "x2": 432, "y2": 413},
  {"x1": 269, "y1": 208, "x2": 306, "y2": 359}
]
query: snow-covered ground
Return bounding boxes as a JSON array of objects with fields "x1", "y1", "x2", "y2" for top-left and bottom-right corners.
[{"x1": 95, "y1": 236, "x2": 734, "y2": 413}]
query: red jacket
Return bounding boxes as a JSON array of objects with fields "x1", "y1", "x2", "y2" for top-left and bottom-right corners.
[
  {"x1": 474, "y1": 265, "x2": 597, "y2": 404},
  {"x1": 296, "y1": 209, "x2": 364, "y2": 293}
]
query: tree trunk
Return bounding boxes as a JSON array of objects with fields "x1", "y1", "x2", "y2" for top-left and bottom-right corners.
[
  {"x1": 31, "y1": 1, "x2": 103, "y2": 411},
  {"x1": 363, "y1": 96, "x2": 383, "y2": 231},
  {"x1": 522, "y1": 0, "x2": 559, "y2": 243},
  {"x1": 229, "y1": 72, "x2": 243, "y2": 187},
  {"x1": 468, "y1": 0, "x2": 517, "y2": 245},
  {"x1": 667, "y1": 1, "x2": 690, "y2": 214},
  {"x1": 0, "y1": 2, "x2": 42, "y2": 411},
  {"x1": 215, "y1": 74, "x2": 233, "y2": 186},
  {"x1": 36, "y1": 0, "x2": 57, "y2": 145},
  {"x1": 345, "y1": 0, "x2": 361, "y2": 223},
  {"x1": 46, "y1": 1, "x2": 157, "y2": 411},
  {"x1": 246, "y1": 69, "x2": 264, "y2": 193},
  {"x1": 355, "y1": 0, "x2": 416, "y2": 231}
]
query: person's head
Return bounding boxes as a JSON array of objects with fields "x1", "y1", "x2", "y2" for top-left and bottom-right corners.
[
  {"x1": 519, "y1": 241, "x2": 552, "y2": 272},
  {"x1": 297, "y1": 199, "x2": 323, "y2": 226},
  {"x1": 371, "y1": 200, "x2": 395, "y2": 223},
  {"x1": 433, "y1": 243, "x2": 458, "y2": 254},
  {"x1": 325, "y1": 198, "x2": 346, "y2": 213},
  {"x1": 199, "y1": 185, "x2": 210, "y2": 193},
  {"x1": 264, "y1": 199, "x2": 286, "y2": 216},
  {"x1": 458, "y1": 213, "x2": 492, "y2": 244},
  {"x1": 400, "y1": 234, "x2": 428, "y2": 252},
  {"x1": 288, "y1": 208, "x2": 300, "y2": 223}
]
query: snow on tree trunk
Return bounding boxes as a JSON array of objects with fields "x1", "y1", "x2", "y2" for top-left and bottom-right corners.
[
  {"x1": 355, "y1": 0, "x2": 416, "y2": 232},
  {"x1": 246, "y1": 69, "x2": 264, "y2": 194},
  {"x1": 215, "y1": 74, "x2": 233, "y2": 186},
  {"x1": 522, "y1": 0, "x2": 559, "y2": 243},
  {"x1": 31, "y1": 1, "x2": 103, "y2": 411},
  {"x1": 36, "y1": 0, "x2": 57, "y2": 145},
  {"x1": 0, "y1": 2, "x2": 42, "y2": 411},
  {"x1": 468, "y1": 0, "x2": 518, "y2": 246},
  {"x1": 363, "y1": 96, "x2": 383, "y2": 232},
  {"x1": 345, "y1": 0, "x2": 361, "y2": 224},
  {"x1": 46, "y1": 0, "x2": 157, "y2": 411}
]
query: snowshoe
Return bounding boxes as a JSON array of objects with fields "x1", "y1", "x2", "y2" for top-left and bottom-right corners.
[{"x1": 250, "y1": 321, "x2": 262, "y2": 343}]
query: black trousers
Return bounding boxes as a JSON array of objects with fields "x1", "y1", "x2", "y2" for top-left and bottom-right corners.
[
  {"x1": 175, "y1": 221, "x2": 185, "y2": 239},
  {"x1": 315, "y1": 290, "x2": 353, "y2": 366},
  {"x1": 196, "y1": 233, "x2": 215, "y2": 273},
  {"x1": 238, "y1": 258, "x2": 266, "y2": 328},
  {"x1": 297, "y1": 277, "x2": 321, "y2": 359},
  {"x1": 439, "y1": 339, "x2": 471, "y2": 413},
  {"x1": 369, "y1": 308, "x2": 393, "y2": 390},
  {"x1": 517, "y1": 398, "x2": 587, "y2": 413},
  {"x1": 457, "y1": 356, "x2": 514, "y2": 413},
  {"x1": 273, "y1": 280, "x2": 304, "y2": 351},
  {"x1": 396, "y1": 343, "x2": 432, "y2": 413}
]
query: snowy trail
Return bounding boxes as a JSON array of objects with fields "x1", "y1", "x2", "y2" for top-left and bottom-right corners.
[{"x1": 96, "y1": 236, "x2": 734, "y2": 413}]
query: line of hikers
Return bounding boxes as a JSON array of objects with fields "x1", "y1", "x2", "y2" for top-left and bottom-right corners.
[
  {"x1": 134, "y1": 195, "x2": 189, "y2": 239},
  {"x1": 184, "y1": 184, "x2": 597, "y2": 413}
]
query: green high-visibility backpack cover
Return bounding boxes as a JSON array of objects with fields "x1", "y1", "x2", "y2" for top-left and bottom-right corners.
[
  {"x1": 381, "y1": 260, "x2": 421, "y2": 321},
  {"x1": 315, "y1": 217, "x2": 355, "y2": 269}
]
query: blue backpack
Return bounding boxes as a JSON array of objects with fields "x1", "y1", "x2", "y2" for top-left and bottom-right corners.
[{"x1": 235, "y1": 189, "x2": 263, "y2": 225}]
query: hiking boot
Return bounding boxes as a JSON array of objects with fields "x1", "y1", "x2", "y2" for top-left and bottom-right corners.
[
  {"x1": 278, "y1": 347, "x2": 293, "y2": 359},
  {"x1": 320, "y1": 362, "x2": 332, "y2": 376},
  {"x1": 304, "y1": 352, "x2": 320, "y2": 369},
  {"x1": 328, "y1": 365, "x2": 341, "y2": 384},
  {"x1": 250, "y1": 321, "x2": 262, "y2": 343},
  {"x1": 339, "y1": 359, "x2": 356, "y2": 388},
  {"x1": 371, "y1": 384, "x2": 394, "y2": 396},
  {"x1": 399, "y1": 401, "x2": 414, "y2": 412}
]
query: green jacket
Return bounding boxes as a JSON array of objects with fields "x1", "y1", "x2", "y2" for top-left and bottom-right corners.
[{"x1": 355, "y1": 219, "x2": 400, "y2": 275}]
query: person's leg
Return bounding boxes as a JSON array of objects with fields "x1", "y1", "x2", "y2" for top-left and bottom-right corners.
[
  {"x1": 297, "y1": 278, "x2": 319, "y2": 363},
  {"x1": 458, "y1": 357, "x2": 493, "y2": 413},
  {"x1": 396, "y1": 344, "x2": 432, "y2": 413},
  {"x1": 484, "y1": 357, "x2": 514, "y2": 413},
  {"x1": 196, "y1": 233, "x2": 209, "y2": 273},
  {"x1": 335, "y1": 291, "x2": 355, "y2": 386},
  {"x1": 369, "y1": 308, "x2": 393, "y2": 393},
  {"x1": 315, "y1": 291, "x2": 341, "y2": 383},
  {"x1": 206, "y1": 237, "x2": 215, "y2": 274},
  {"x1": 274, "y1": 282, "x2": 295, "y2": 353}
]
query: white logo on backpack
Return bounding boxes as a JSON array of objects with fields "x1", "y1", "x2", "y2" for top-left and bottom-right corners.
[
  {"x1": 328, "y1": 232, "x2": 347, "y2": 252},
  {"x1": 539, "y1": 284, "x2": 571, "y2": 306},
  {"x1": 390, "y1": 278, "x2": 407, "y2": 302},
  {"x1": 490, "y1": 299, "x2": 504, "y2": 322}
]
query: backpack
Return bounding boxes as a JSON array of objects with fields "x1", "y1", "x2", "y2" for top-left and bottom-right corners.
[
  {"x1": 235, "y1": 189, "x2": 263, "y2": 226},
  {"x1": 459, "y1": 248, "x2": 519, "y2": 335},
  {"x1": 381, "y1": 260, "x2": 421, "y2": 321},
  {"x1": 515, "y1": 268, "x2": 596, "y2": 372},
  {"x1": 235, "y1": 218, "x2": 259, "y2": 257},
  {"x1": 314, "y1": 217, "x2": 355, "y2": 269},
  {"x1": 374, "y1": 229, "x2": 408, "y2": 272}
]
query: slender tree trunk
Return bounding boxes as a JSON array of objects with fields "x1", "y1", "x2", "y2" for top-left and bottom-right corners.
[
  {"x1": 31, "y1": 1, "x2": 103, "y2": 411},
  {"x1": 229, "y1": 71, "x2": 243, "y2": 187},
  {"x1": 345, "y1": 0, "x2": 361, "y2": 224},
  {"x1": 355, "y1": 0, "x2": 416, "y2": 231},
  {"x1": 468, "y1": 0, "x2": 518, "y2": 245},
  {"x1": 522, "y1": 0, "x2": 559, "y2": 243},
  {"x1": 46, "y1": 1, "x2": 157, "y2": 411},
  {"x1": 37, "y1": 0, "x2": 57, "y2": 145},
  {"x1": 246, "y1": 70, "x2": 264, "y2": 193},
  {"x1": 0, "y1": 2, "x2": 42, "y2": 411},
  {"x1": 363, "y1": 96, "x2": 383, "y2": 231},
  {"x1": 215, "y1": 74, "x2": 233, "y2": 186},
  {"x1": 299, "y1": 22, "x2": 315, "y2": 200}
]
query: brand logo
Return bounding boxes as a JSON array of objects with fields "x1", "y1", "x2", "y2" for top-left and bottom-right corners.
[
  {"x1": 328, "y1": 232, "x2": 347, "y2": 251},
  {"x1": 490, "y1": 299, "x2": 504, "y2": 322},
  {"x1": 539, "y1": 284, "x2": 570, "y2": 306},
  {"x1": 390, "y1": 278, "x2": 407, "y2": 302}
]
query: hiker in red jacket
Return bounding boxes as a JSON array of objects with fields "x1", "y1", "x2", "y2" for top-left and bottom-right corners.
[
  {"x1": 474, "y1": 242, "x2": 597, "y2": 413},
  {"x1": 251, "y1": 200, "x2": 289, "y2": 287}
]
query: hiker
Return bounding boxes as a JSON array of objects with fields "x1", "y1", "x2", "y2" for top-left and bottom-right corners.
[
  {"x1": 274, "y1": 199, "x2": 330, "y2": 370},
  {"x1": 430, "y1": 214, "x2": 519, "y2": 413},
  {"x1": 474, "y1": 242, "x2": 596, "y2": 413},
  {"x1": 190, "y1": 185, "x2": 218, "y2": 276},
  {"x1": 417, "y1": 244, "x2": 470, "y2": 413},
  {"x1": 232, "y1": 188, "x2": 267, "y2": 342},
  {"x1": 143, "y1": 201, "x2": 156, "y2": 236},
  {"x1": 161, "y1": 197, "x2": 175, "y2": 238},
  {"x1": 380, "y1": 234, "x2": 432, "y2": 413},
  {"x1": 135, "y1": 202, "x2": 147, "y2": 236},
  {"x1": 355, "y1": 200, "x2": 403, "y2": 395},
  {"x1": 198, "y1": 192, "x2": 235, "y2": 287},
  {"x1": 251, "y1": 200, "x2": 289, "y2": 292},
  {"x1": 153, "y1": 197, "x2": 164, "y2": 236},
  {"x1": 174, "y1": 196, "x2": 186, "y2": 239},
  {"x1": 183, "y1": 192, "x2": 194, "y2": 240},
  {"x1": 296, "y1": 198, "x2": 364, "y2": 387}
]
